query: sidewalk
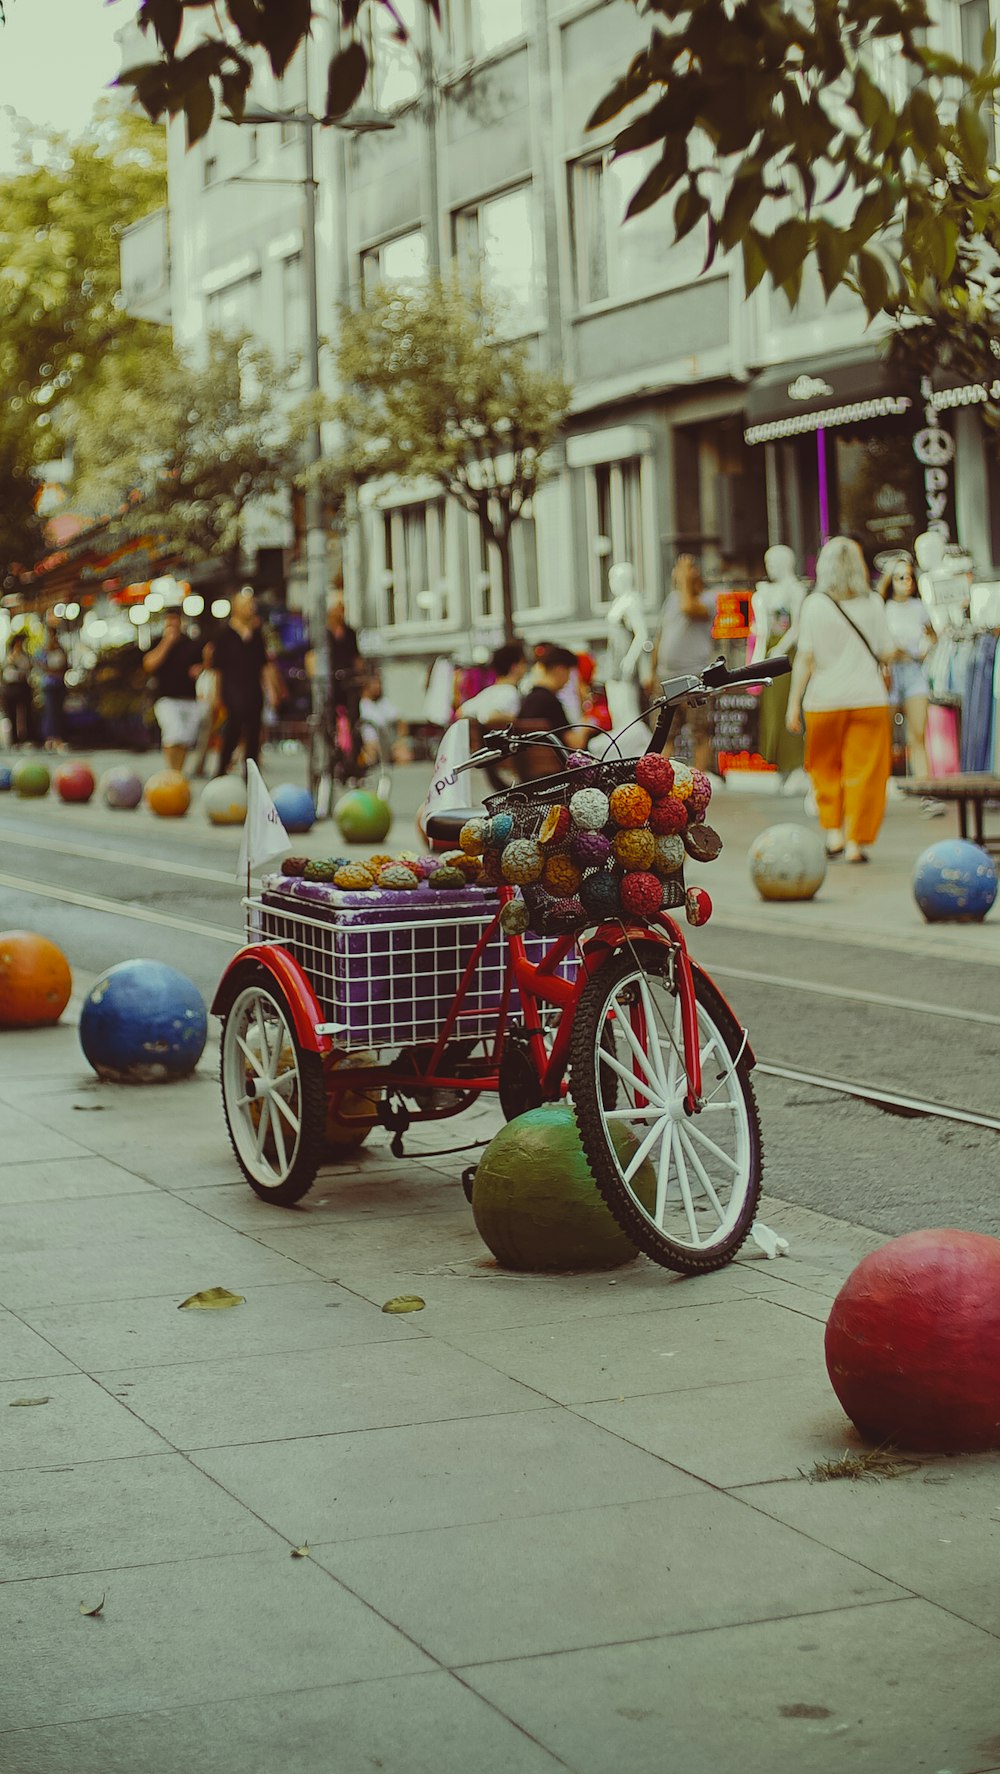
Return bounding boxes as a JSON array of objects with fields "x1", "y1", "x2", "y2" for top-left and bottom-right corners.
[{"x1": 2, "y1": 1008, "x2": 999, "y2": 1771}]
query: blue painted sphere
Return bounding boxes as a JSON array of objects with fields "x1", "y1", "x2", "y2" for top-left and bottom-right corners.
[
  {"x1": 79, "y1": 960, "x2": 207, "y2": 1083},
  {"x1": 271, "y1": 782, "x2": 315, "y2": 834},
  {"x1": 0, "y1": 767, "x2": 12, "y2": 792},
  {"x1": 913, "y1": 839, "x2": 998, "y2": 924}
]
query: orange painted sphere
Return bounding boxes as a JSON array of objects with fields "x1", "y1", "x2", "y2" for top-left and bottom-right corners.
[
  {"x1": 0, "y1": 930, "x2": 72, "y2": 1027},
  {"x1": 144, "y1": 770, "x2": 191, "y2": 818}
]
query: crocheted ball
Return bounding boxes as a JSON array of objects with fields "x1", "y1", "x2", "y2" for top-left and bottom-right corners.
[
  {"x1": 486, "y1": 812, "x2": 514, "y2": 849},
  {"x1": 378, "y1": 865, "x2": 419, "y2": 891},
  {"x1": 397, "y1": 850, "x2": 420, "y2": 861},
  {"x1": 571, "y1": 829, "x2": 611, "y2": 868},
  {"x1": 652, "y1": 834, "x2": 685, "y2": 877},
  {"x1": 539, "y1": 804, "x2": 572, "y2": 848},
  {"x1": 609, "y1": 784, "x2": 653, "y2": 830},
  {"x1": 412, "y1": 855, "x2": 439, "y2": 879},
  {"x1": 367, "y1": 853, "x2": 394, "y2": 876},
  {"x1": 580, "y1": 870, "x2": 621, "y2": 918},
  {"x1": 500, "y1": 897, "x2": 530, "y2": 935},
  {"x1": 649, "y1": 795, "x2": 688, "y2": 835},
  {"x1": 502, "y1": 839, "x2": 545, "y2": 885},
  {"x1": 569, "y1": 787, "x2": 610, "y2": 831},
  {"x1": 280, "y1": 856, "x2": 309, "y2": 877},
  {"x1": 621, "y1": 871, "x2": 663, "y2": 918},
  {"x1": 689, "y1": 770, "x2": 713, "y2": 817},
  {"x1": 686, "y1": 886, "x2": 713, "y2": 927},
  {"x1": 543, "y1": 853, "x2": 583, "y2": 897},
  {"x1": 612, "y1": 827, "x2": 655, "y2": 871},
  {"x1": 543, "y1": 896, "x2": 584, "y2": 933},
  {"x1": 460, "y1": 819, "x2": 487, "y2": 855},
  {"x1": 683, "y1": 823, "x2": 723, "y2": 864},
  {"x1": 635, "y1": 754, "x2": 675, "y2": 800},
  {"x1": 478, "y1": 848, "x2": 505, "y2": 886},
  {"x1": 430, "y1": 865, "x2": 466, "y2": 889},
  {"x1": 670, "y1": 762, "x2": 695, "y2": 802},
  {"x1": 565, "y1": 751, "x2": 592, "y2": 772},
  {"x1": 334, "y1": 863, "x2": 375, "y2": 890},
  {"x1": 443, "y1": 850, "x2": 482, "y2": 879}
]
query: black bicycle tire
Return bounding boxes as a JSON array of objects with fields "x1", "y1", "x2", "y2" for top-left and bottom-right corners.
[
  {"x1": 220, "y1": 965, "x2": 328, "y2": 1206},
  {"x1": 570, "y1": 945, "x2": 762, "y2": 1274}
]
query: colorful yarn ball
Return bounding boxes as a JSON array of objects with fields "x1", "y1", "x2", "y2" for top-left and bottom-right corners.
[
  {"x1": 609, "y1": 784, "x2": 653, "y2": 830},
  {"x1": 367, "y1": 853, "x2": 394, "y2": 875},
  {"x1": 334, "y1": 864, "x2": 375, "y2": 890},
  {"x1": 686, "y1": 886, "x2": 713, "y2": 927},
  {"x1": 460, "y1": 819, "x2": 487, "y2": 855},
  {"x1": 378, "y1": 864, "x2": 419, "y2": 890},
  {"x1": 479, "y1": 849, "x2": 505, "y2": 886},
  {"x1": 539, "y1": 804, "x2": 572, "y2": 848},
  {"x1": 543, "y1": 897, "x2": 584, "y2": 933},
  {"x1": 621, "y1": 871, "x2": 663, "y2": 918},
  {"x1": 635, "y1": 754, "x2": 675, "y2": 800},
  {"x1": 412, "y1": 855, "x2": 440, "y2": 879},
  {"x1": 689, "y1": 770, "x2": 713, "y2": 816},
  {"x1": 569, "y1": 787, "x2": 610, "y2": 831},
  {"x1": 280, "y1": 856, "x2": 309, "y2": 877},
  {"x1": 502, "y1": 839, "x2": 545, "y2": 885},
  {"x1": 683, "y1": 823, "x2": 723, "y2": 863},
  {"x1": 649, "y1": 795, "x2": 688, "y2": 835},
  {"x1": 580, "y1": 870, "x2": 621, "y2": 918},
  {"x1": 670, "y1": 762, "x2": 695, "y2": 802},
  {"x1": 430, "y1": 865, "x2": 466, "y2": 889},
  {"x1": 543, "y1": 853, "x2": 583, "y2": 897},
  {"x1": 652, "y1": 834, "x2": 685, "y2": 877},
  {"x1": 571, "y1": 829, "x2": 611, "y2": 868},
  {"x1": 443, "y1": 850, "x2": 482, "y2": 879},
  {"x1": 487, "y1": 812, "x2": 514, "y2": 849},
  {"x1": 565, "y1": 751, "x2": 592, "y2": 772},
  {"x1": 612, "y1": 828, "x2": 655, "y2": 871},
  {"x1": 500, "y1": 897, "x2": 530, "y2": 935}
]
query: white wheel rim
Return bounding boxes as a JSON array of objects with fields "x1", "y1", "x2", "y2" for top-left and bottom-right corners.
[
  {"x1": 594, "y1": 968, "x2": 752, "y2": 1252},
  {"x1": 223, "y1": 986, "x2": 304, "y2": 1188}
]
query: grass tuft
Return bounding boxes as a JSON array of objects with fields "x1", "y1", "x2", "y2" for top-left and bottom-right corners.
[{"x1": 803, "y1": 1446, "x2": 923, "y2": 1483}]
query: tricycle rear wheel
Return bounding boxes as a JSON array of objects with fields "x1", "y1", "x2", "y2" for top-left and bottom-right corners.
[{"x1": 220, "y1": 965, "x2": 327, "y2": 1204}]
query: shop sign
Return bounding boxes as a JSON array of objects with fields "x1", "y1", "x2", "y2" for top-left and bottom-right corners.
[{"x1": 914, "y1": 377, "x2": 956, "y2": 540}]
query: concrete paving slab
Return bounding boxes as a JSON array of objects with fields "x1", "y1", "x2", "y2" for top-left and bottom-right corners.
[
  {"x1": 0, "y1": 1373, "x2": 169, "y2": 1469},
  {"x1": 0, "y1": 1307, "x2": 76, "y2": 1381},
  {"x1": 433, "y1": 1296, "x2": 822, "y2": 1406},
  {"x1": 0, "y1": 1022, "x2": 84, "y2": 1084},
  {"x1": 0, "y1": 1551, "x2": 432, "y2": 1732},
  {"x1": 577, "y1": 1370, "x2": 852, "y2": 1488},
  {"x1": 0, "y1": 1154, "x2": 154, "y2": 1205},
  {"x1": 0, "y1": 1102, "x2": 95, "y2": 1166},
  {"x1": 176, "y1": 1172, "x2": 468, "y2": 1231},
  {"x1": 100, "y1": 1339, "x2": 549, "y2": 1450},
  {"x1": 0, "y1": 1230, "x2": 312, "y2": 1309},
  {"x1": 0, "y1": 1189, "x2": 226, "y2": 1253},
  {"x1": 0, "y1": 1670, "x2": 567, "y2": 1774},
  {"x1": 255, "y1": 1209, "x2": 491, "y2": 1274},
  {"x1": 463, "y1": 1596, "x2": 1000, "y2": 1774},
  {"x1": 5, "y1": 1451, "x2": 278, "y2": 1578},
  {"x1": 312, "y1": 1492, "x2": 905, "y2": 1666},
  {"x1": 22, "y1": 1279, "x2": 421, "y2": 1373},
  {"x1": 191, "y1": 1405, "x2": 706, "y2": 1545},
  {"x1": 735, "y1": 1461, "x2": 1000, "y2": 1638}
]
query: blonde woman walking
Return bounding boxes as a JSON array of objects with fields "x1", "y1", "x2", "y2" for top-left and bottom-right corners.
[{"x1": 786, "y1": 536, "x2": 895, "y2": 865}]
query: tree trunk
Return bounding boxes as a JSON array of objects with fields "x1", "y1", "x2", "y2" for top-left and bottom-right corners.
[{"x1": 495, "y1": 524, "x2": 515, "y2": 644}]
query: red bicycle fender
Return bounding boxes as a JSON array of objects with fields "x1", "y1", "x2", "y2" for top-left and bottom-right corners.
[
  {"x1": 211, "y1": 945, "x2": 332, "y2": 1055},
  {"x1": 580, "y1": 919, "x2": 675, "y2": 966},
  {"x1": 689, "y1": 959, "x2": 757, "y2": 1069}
]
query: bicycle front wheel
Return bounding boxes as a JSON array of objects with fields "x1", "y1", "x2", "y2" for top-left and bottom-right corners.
[{"x1": 569, "y1": 946, "x2": 761, "y2": 1274}]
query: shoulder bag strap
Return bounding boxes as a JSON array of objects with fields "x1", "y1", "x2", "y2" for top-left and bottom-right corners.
[{"x1": 820, "y1": 593, "x2": 884, "y2": 667}]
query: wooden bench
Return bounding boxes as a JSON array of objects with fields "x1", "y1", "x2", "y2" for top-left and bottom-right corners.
[{"x1": 898, "y1": 774, "x2": 1000, "y2": 857}]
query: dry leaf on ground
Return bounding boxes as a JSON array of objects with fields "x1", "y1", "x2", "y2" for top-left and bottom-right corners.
[
  {"x1": 381, "y1": 1295, "x2": 426, "y2": 1314},
  {"x1": 9, "y1": 1397, "x2": 50, "y2": 1407},
  {"x1": 80, "y1": 1595, "x2": 105, "y2": 1617},
  {"x1": 291, "y1": 1543, "x2": 310, "y2": 1559},
  {"x1": 178, "y1": 1288, "x2": 245, "y2": 1310}
]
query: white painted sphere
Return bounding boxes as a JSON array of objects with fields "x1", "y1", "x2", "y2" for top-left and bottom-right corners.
[
  {"x1": 201, "y1": 775, "x2": 248, "y2": 826},
  {"x1": 748, "y1": 822, "x2": 827, "y2": 902}
]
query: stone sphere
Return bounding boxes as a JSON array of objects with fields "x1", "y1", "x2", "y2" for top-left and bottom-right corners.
[
  {"x1": 913, "y1": 839, "x2": 998, "y2": 924},
  {"x1": 826, "y1": 1230, "x2": 1000, "y2": 1451},
  {"x1": 0, "y1": 767, "x2": 12, "y2": 792},
  {"x1": 145, "y1": 770, "x2": 191, "y2": 818},
  {"x1": 12, "y1": 759, "x2": 50, "y2": 798},
  {"x1": 748, "y1": 822, "x2": 827, "y2": 901},
  {"x1": 272, "y1": 782, "x2": 316, "y2": 835},
  {"x1": 101, "y1": 769, "x2": 143, "y2": 810},
  {"x1": 79, "y1": 960, "x2": 207, "y2": 1083},
  {"x1": 0, "y1": 930, "x2": 72, "y2": 1027},
  {"x1": 334, "y1": 790, "x2": 391, "y2": 845},
  {"x1": 54, "y1": 763, "x2": 95, "y2": 804},
  {"x1": 201, "y1": 775, "x2": 247, "y2": 826}
]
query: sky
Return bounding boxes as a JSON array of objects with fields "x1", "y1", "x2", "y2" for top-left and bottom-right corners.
[{"x1": 0, "y1": 0, "x2": 129, "y2": 171}]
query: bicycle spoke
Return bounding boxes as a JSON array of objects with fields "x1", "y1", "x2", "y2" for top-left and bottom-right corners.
[
  {"x1": 653, "y1": 1121, "x2": 673, "y2": 1226},
  {"x1": 236, "y1": 1032, "x2": 264, "y2": 1076},
  {"x1": 685, "y1": 1122, "x2": 741, "y2": 1173},
  {"x1": 612, "y1": 999, "x2": 664, "y2": 1097},
  {"x1": 269, "y1": 1094, "x2": 289, "y2": 1173},
  {"x1": 599, "y1": 1043, "x2": 663, "y2": 1105},
  {"x1": 270, "y1": 1087, "x2": 301, "y2": 1136},
  {"x1": 677, "y1": 1126, "x2": 727, "y2": 1224},
  {"x1": 672, "y1": 1133, "x2": 703, "y2": 1246},
  {"x1": 636, "y1": 979, "x2": 670, "y2": 1094},
  {"x1": 623, "y1": 1114, "x2": 669, "y2": 1182},
  {"x1": 601, "y1": 1106, "x2": 664, "y2": 1121},
  {"x1": 254, "y1": 1095, "x2": 272, "y2": 1159}
]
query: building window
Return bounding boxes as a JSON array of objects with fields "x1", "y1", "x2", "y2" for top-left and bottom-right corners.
[
  {"x1": 367, "y1": 0, "x2": 421, "y2": 111},
  {"x1": 960, "y1": 0, "x2": 996, "y2": 160},
  {"x1": 379, "y1": 498, "x2": 448, "y2": 627},
  {"x1": 361, "y1": 228, "x2": 428, "y2": 295},
  {"x1": 584, "y1": 458, "x2": 648, "y2": 607},
  {"x1": 468, "y1": 510, "x2": 540, "y2": 619},
  {"x1": 282, "y1": 254, "x2": 308, "y2": 376},
  {"x1": 570, "y1": 147, "x2": 706, "y2": 309},
  {"x1": 205, "y1": 274, "x2": 260, "y2": 337},
  {"x1": 451, "y1": 0, "x2": 526, "y2": 61},
  {"x1": 203, "y1": 153, "x2": 219, "y2": 188},
  {"x1": 454, "y1": 184, "x2": 540, "y2": 332}
]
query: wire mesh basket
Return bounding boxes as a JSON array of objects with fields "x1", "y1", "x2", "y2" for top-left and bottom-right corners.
[{"x1": 483, "y1": 755, "x2": 688, "y2": 935}]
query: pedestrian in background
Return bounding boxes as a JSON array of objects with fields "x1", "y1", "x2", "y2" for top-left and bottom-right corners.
[
  {"x1": 143, "y1": 604, "x2": 203, "y2": 773},
  {"x1": 647, "y1": 553, "x2": 718, "y2": 773},
  {"x1": 1, "y1": 631, "x2": 36, "y2": 748},
  {"x1": 205, "y1": 588, "x2": 283, "y2": 779},
  {"x1": 514, "y1": 643, "x2": 590, "y2": 779},
  {"x1": 878, "y1": 551, "x2": 936, "y2": 781},
  {"x1": 40, "y1": 614, "x2": 69, "y2": 753},
  {"x1": 787, "y1": 535, "x2": 895, "y2": 865},
  {"x1": 458, "y1": 641, "x2": 528, "y2": 728}
]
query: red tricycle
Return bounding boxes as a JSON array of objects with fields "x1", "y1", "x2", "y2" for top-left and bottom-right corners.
[{"x1": 212, "y1": 656, "x2": 791, "y2": 1275}]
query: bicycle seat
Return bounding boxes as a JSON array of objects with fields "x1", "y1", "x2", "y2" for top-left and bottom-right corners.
[{"x1": 423, "y1": 806, "x2": 485, "y2": 847}]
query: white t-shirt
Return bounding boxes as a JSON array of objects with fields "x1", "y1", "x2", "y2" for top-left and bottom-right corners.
[
  {"x1": 458, "y1": 681, "x2": 521, "y2": 724},
  {"x1": 884, "y1": 595, "x2": 931, "y2": 661},
  {"x1": 797, "y1": 593, "x2": 892, "y2": 711}
]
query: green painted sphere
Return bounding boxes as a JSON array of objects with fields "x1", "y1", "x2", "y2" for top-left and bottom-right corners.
[
  {"x1": 472, "y1": 1103, "x2": 654, "y2": 1272},
  {"x1": 12, "y1": 760, "x2": 50, "y2": 799},
  {"x1": 335, "y1": 791, "x2": 392, "y2": 845}
]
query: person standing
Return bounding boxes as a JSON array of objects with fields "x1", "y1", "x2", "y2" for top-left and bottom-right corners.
[
  {"x1": 40, "y1": 614, "x2": 70, "y2": 753},
  {"x1": 205, "y1": 589, "x2": 282, "y2": 778},
  {"x1": 514, "y1": 643, "x2": 590, "y2": 779},
  {"x1": 1, "y1": 632, "x2": 36, "y2": 748},
  {"x1": 647, "y1": 554, "x2": 719, "y2": 773},
  {"x1": 877, "y1": 552, "x2": 936, "y2": 780},
  {"x1": 457, "y1": 641, "x2": 528, "y2": 727},
  {"x1": 787, "y1": 536, "x2": 896, "y2": 865},
  {"x1": 143, "y1": 605, "x2": 204, "y2": 773}
]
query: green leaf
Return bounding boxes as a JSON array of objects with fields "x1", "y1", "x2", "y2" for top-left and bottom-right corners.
[
  {"x1": 183, "y1": 81, "x2": 215, "y2": 148},
  {"x1": 291, "y1": 1542, "x2": 311, "y2": 1558},
  {"x1": 178, "y1": 1287, "x2": 246, "y2": 1310},
  {"x1": 625, "y1": 149, "x2": 681, "y2": 220},
  {"x1": 325, "y1": 41, "x2": 368, "y2": 121},
  {"x1": 742, "y1": 229, "x2": 768, "y2": 296},
  {"x1": 381, "y1": 1294, "x2": 426, "y2": 1314},
  {"x1": 815, "y1": 220, "x2": 853, "y2": 299},
  {"x1": 957, "y1": 100, "x2": 990, "y2": 178},
  {"x1": 673, "y1": 185, "x2": 708, "y2": 242},
  {"x1": 761, "y1": 218, "x2": 811, "y2": 289},
  {"x1": 227, "y1": 0, "x2": 263, "y2": 43},
  {"x1": 855, "y1": 247, "x2": 892, "y2": 315},
  {"x1": 586, "y1": 54, "x2": 649, "y2": 131},
  {"x1": 717, "y1": 162, "x2": 764, "y2": 250}
]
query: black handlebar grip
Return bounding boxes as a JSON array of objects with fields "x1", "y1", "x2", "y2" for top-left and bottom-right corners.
[{"x1": 723, "y1": 656, "x2": 792, "y2": 686}]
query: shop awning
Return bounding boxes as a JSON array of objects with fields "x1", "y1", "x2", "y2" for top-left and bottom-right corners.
[{"x1": 744, "y1": 348, "x2": 911, "y2": 446}]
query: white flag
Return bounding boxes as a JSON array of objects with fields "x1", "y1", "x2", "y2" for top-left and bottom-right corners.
[
  {"x1": 236, "y1": 760, "x2": 290, "y2": 883},
  {"x1": 416, "y1": 717, "x2": 471, "y2": 843}
]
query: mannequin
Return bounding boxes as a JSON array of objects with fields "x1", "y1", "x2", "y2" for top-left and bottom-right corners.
[
  {"x1": 753, "y1": 544, "x2": 807, "y2": 774},
  {"x1": 604, "y1": 560, "x2": 652, "y2": 755},
  {"x1": 915, "y1": 530, "x2": 971, "y2": 635}
]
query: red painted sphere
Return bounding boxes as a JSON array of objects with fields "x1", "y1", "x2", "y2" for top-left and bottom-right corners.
[
  {"x1": 620, "y1": 871, "x2": 663, "y2": 917},
  {"x1": 825, "y1": 1229, "x2": 1000, "y2": 1452},
  {"x1": 649, "y1": 795, "x2": 688, "y2": 835},
  {"x1": 635, "y1": 754, "x2": 675, "y2": 800},
  {"x1": 685, "y1": 886, "x2": 713, "y2": 927},
  {"x1": 54, "y1": 764, "x2": 95, "y2": 804}
]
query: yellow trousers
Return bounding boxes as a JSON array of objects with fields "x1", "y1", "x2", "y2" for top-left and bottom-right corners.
[{"x1": 804, "y1": 705, "x2": 892, "y2": 845}]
